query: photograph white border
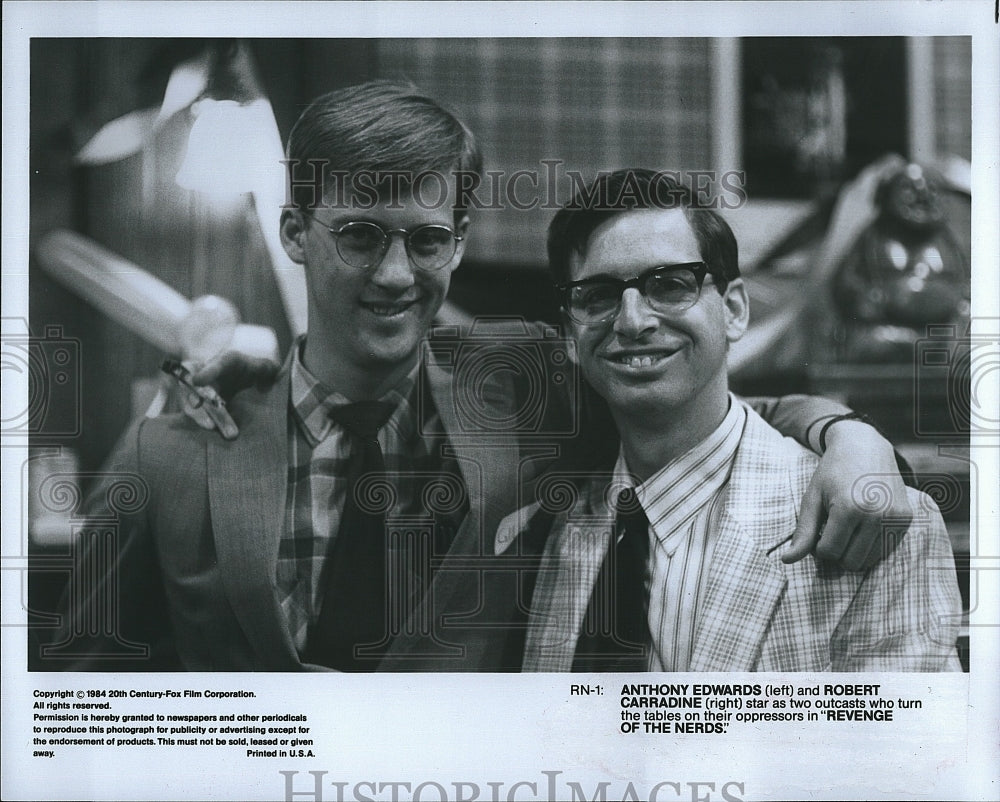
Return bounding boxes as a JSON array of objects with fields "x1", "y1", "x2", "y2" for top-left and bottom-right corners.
[{"x1": 3, "y1": 3, "x2": 997, "y2": 801}]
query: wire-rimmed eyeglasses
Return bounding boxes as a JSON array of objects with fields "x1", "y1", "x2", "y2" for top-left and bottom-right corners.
[
  {"x1": 309, "y1": 218, "x2": 464, "y2": 272},
  {"x1": 557, "y1": 261, "x2": 711, "y2": 326}
]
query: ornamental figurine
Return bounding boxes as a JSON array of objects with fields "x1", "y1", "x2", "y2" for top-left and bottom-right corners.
[{"x1": 831, "y1": 163, "x2": 969, "y2": 363}]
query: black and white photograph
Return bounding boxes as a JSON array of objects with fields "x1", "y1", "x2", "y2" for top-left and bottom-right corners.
[{"x1": 3, "y1": 2, "x2": 997, "y2": 801}]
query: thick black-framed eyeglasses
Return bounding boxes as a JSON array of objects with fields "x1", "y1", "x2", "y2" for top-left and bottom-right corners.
[
  {"x1": 558, "y1": 261, "x2": 710, "y2": 326},
  {"x1": 310, "y1": 218, "x2": 464, "y2": 272}
]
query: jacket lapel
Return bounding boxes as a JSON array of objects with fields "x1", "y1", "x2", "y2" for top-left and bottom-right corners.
[
  {"x1": 689, "y1": 408, "x2": 797, "y2": 671},
  {"x1": 380, "y1": 344, "x2": 530, "y2": 667},
  {"x1": 202, "y1": 335, "x2": 540, "y2": 670},
  {"x1": 421, "y1": 347, "x2": 523, "y2": 555},
  {"x1": 688, "y1": 509, "x2": 787, "y2": 670},
  {"x1": 520, "y1": 481, "x2": 617, "y2": 672},
  {"x1": 207, "y1": 367, "x2": 300, "y2": 669}
]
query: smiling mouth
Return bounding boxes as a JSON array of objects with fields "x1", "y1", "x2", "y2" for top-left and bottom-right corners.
[
  {"x1": 361, "y1": 299, "x2": 419, "y2": 318},
  {"x1": 606, "y1": 350, "x2": 679, "y2": 369}
]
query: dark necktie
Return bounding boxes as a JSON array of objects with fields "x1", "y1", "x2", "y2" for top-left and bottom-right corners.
[
  {"x1": 307, "y1": 400, "x2": 396, "y2": 671},
  {"x1": 572, "y1": 487, "x2": 651, "y2": 672}
]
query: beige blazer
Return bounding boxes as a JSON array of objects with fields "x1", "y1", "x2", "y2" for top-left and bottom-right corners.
[{"x1": 515, "y1": 405, "x2": 963, "y2": 672}]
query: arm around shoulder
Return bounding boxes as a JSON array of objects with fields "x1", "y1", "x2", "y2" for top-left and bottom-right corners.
[{"x1": 743, "y1": 394, "x2": 850, "y2": 450}]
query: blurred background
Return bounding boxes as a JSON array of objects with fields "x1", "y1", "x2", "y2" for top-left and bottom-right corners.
[{"x1": 25, "y1": 37, "x2": 973, "y2": 667}]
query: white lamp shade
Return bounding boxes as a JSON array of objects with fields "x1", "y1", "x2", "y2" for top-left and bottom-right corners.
[{"x1": 175, "y1": 98, "x2": 285, "y2": 196}]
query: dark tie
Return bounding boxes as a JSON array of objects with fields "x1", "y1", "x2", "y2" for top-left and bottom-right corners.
[
  {"x1": 307, "y1": 400, "x2": 396, "y2": 671},
  {"x1": 572, "y1": 487, "x2": 651, "y2": 672}
]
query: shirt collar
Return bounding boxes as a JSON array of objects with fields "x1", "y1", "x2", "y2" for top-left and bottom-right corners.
[
  {"x1": 289, "y1": 336, "x2": 420, "y2": 448},
  {"x1": 602, "y1": 394, "x2": 746, "y2": 549}
]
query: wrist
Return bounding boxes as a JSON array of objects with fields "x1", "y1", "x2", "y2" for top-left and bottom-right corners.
[{"x1": 820, "y1": 413, "x2": 881, "y2": 452}]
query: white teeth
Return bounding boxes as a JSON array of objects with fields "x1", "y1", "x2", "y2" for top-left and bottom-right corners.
[
  {"x1": 618, "y1": 355, "x2": 657, "y2": 367},
  {"x1": 368, "y1": 303, "x2": 409, "y2": 316}
]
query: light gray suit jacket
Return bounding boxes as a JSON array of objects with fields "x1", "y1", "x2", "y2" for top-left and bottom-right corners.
[{"x1": 516, "y1": 405, "x2": 963, "y2": 672}]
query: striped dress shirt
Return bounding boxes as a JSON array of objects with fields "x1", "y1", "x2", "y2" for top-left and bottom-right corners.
[
  {"x1": 522, "y1": 400, "x2": 962, "y2": 672},
  {"x1": 522, "y1": 395, "x2": 746, "y2": 672},
  {"x1": 628, "y1": 396, "x2": 746, "y2": 671}
]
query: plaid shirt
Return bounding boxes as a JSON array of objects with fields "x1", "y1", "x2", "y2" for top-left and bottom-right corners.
[{"x1": 280, "y1": 340, "x2": 464, "y2": 654}]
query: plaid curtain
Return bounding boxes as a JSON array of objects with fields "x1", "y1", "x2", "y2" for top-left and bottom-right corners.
[{"x1": 377, "y1": 38, "x2": 713, "y2": 267}]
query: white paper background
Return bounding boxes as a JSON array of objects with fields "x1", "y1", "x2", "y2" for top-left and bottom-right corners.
[{"x1": 3, "y1": 3, "x2": 998, "y2": 801}]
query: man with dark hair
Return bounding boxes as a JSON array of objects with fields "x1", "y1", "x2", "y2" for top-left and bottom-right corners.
[
  {"x1": 504, "y1": 168, "x2": 961, "y2": 672},
  {"x1": 547, "y1": 169, "x2": 740, "y2": 291},
  {"x1": 56, "y1": 86, "x2": 915, "y2": 672}
]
